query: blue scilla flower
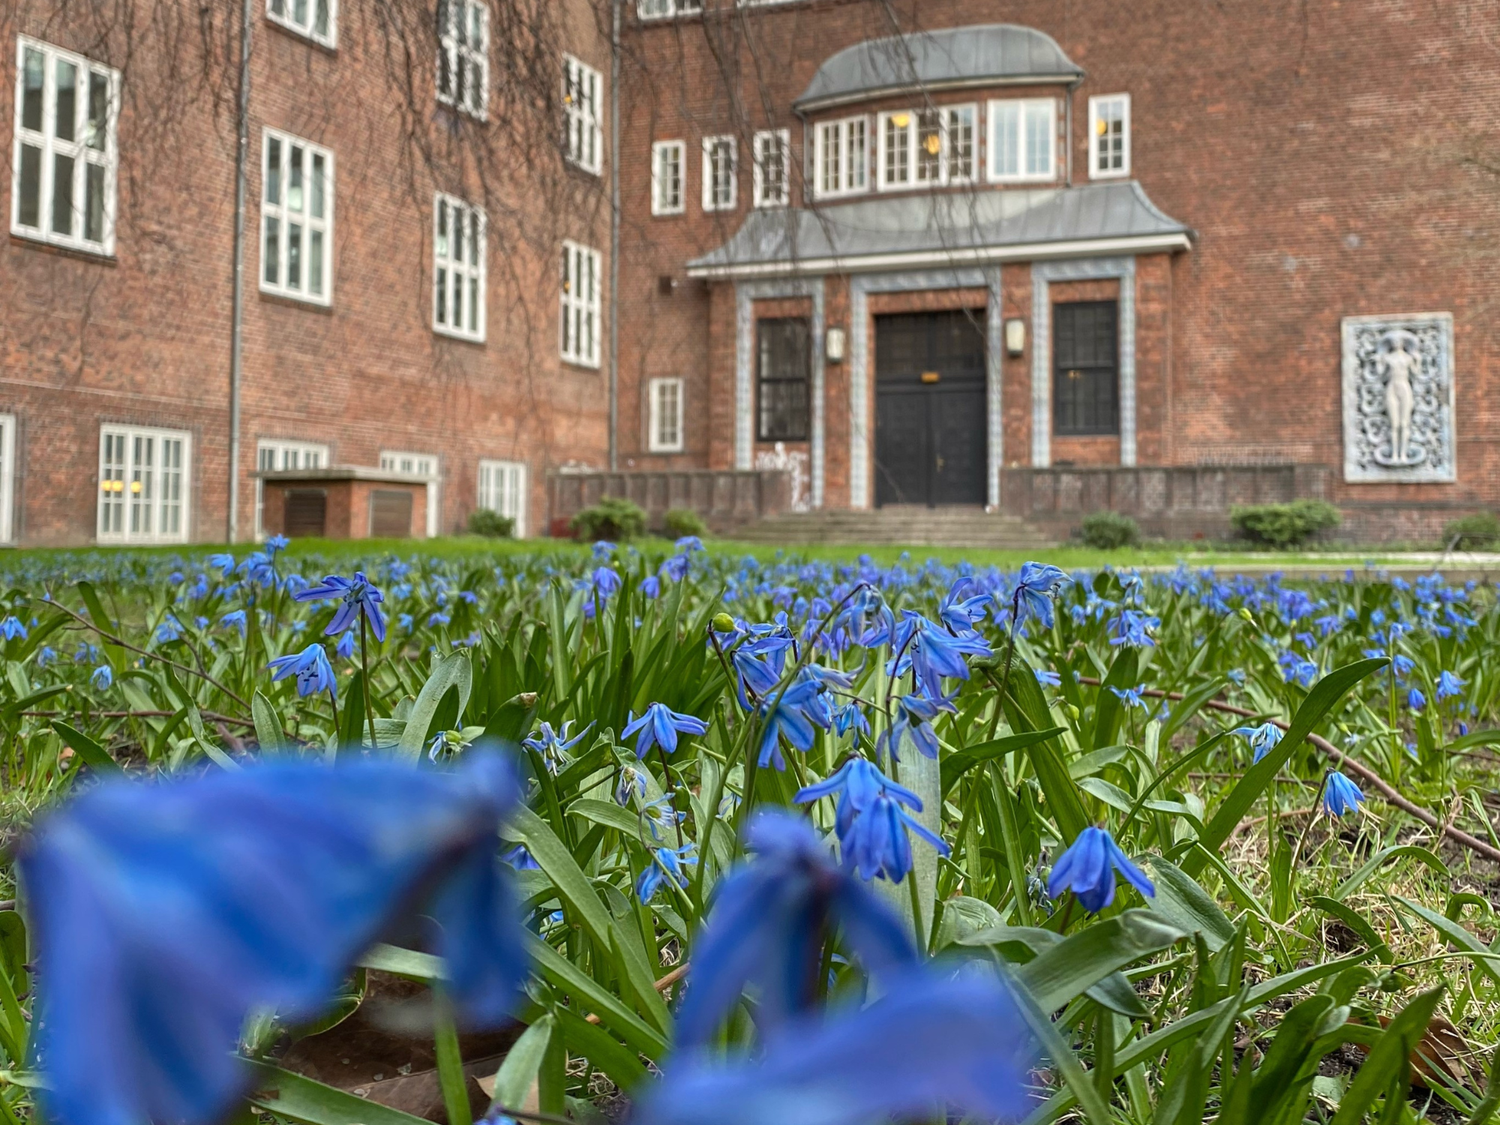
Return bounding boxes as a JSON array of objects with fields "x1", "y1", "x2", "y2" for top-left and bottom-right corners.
[
  {"x1": 672, "y1": 811, "x2": 917, "y2": 1048},
  {"x1": 90, "y1": 665, "x2": 113, "y2": 691},
  {"x1": 1407, "y1": 687, "x2": 1426, "y2": 712},
  {"x1": 237, "y1": 551, "x2": 277, "y2": 586},
  {"x1": 522, "y1": 721, "x2": 592, "y2": 774},
  {"x1": 1107, "y1": 608, "x2": 1159, "y2": 648},
  {"x1": 0, "y1": 615, "x2": 27, "y2": 641},
  {"x1": 796, "y1": 758, "x2": 948, "y2": 885},
  {"x1": 1436, "y1": 670, "x2": 1466, "y2": 700},
  {"x1": 645, "y1": 964, "x2": 1035, "y2": 1125},
  {"x1": 295, "y1": 573, "x2": 387, "y2": 642},
  {"x1": 36, "y1": 645, "x2": 57, "y2": 668},
  {"x1": 880, "y1": 693, "x2": 944, "y2": 761},
  {"x1": 755, "y1": 679, "x2": 823, "y2": 770},
  {"x1": 591, "y1": 566, "x2": 622, "y2": 596},
  {"x1": 834, "y1": 701, "x2": 870, "y2": 738},
  {"x1": 641, "y1": 575, "x2": 662, "y2": 599},
  {"x1": 335, "y1": 629, "x2": 356, "y2": 660},
  {"x1": 20, "y1": 751, "x2": 528, "y2": 1125},
  {"x1": 1013, "y1": 561, "x2": 1070, "y2": 628},
  {"x1": 155, "y1": 617, "x2": 184, "y2": 644},
  {"x1": 1034, "y1": 668, "x2": 1062, "y2": 687},
  {"x1": 267, "y1": 643, "x2": 337, "y2": 700},
  {"x1": 1046, "y1": 825, "x2": 1155, "y2": 914},
  {"x1": 731, "y1": 647, "x2": 784, "y2": 708},
  {"x1": 1232, "y1": 721, "x2": 1283, "y2": 764},
  {"x1": 1323, "y1": 771, "x2": 1365, "y2": 818},
  {"x1": 895, "y1": 616, "x2": 991, "y2": 700},
  {"x1": 591, "y1": 539, "x2": 616, "y2": 559},
  {"x1": 939, "y1": 579, "x2": 991, "y2": 635},
  {"x1": 637, "y1": 843, "x2": 697, "y2": 903},
  {"x1": 264, "y1": 533, "x2": 290, "y2": 554},
  {"x1": 1108, "y1": 685, "x2": 1147, "y2": 711},
  {"x1": 428, "y1": 611, "x2": 452, "y2": 628},
  {"x1": 221, "y1": 609, "x2": 248, "y2": 635},
  {"x1": 501, "y1": 842, "x2": 540, "y2": 870},
  {"x1": 624, "y1": 702, "x2": 709, "y2": 760},
  {"x1": 615, "y1": 764, "x2": 648, "y2": 807},
  {"x1": 206, "y1": 552, "x2": 237, "y2": 578}
]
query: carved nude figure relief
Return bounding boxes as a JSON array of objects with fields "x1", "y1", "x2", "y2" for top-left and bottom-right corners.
[{"x1": 1341, "y1": 314, "x2": 1454, "y2": 484}]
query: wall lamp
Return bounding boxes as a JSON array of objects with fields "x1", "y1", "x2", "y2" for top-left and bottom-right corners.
[{"x1": 1004, "y1": 318, "x2": 1026, "y2": 357}]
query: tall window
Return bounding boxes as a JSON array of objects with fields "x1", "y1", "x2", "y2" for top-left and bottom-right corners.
[
  {"x1": 563, "y1": 55, "x2": 602, "y2": 174},
  {"x1": 702, "y1": 136, "x2": 736, "y2": 211},
  {"x1": 98, "y1": 425, "x2": 190, "y2": 544},
  {"x1": 756, "y1": 318, "x2": 809, "y2": 442},
  {"x1": 1053, "y1": 301, "x2": 1119, "y2": 436},
  {"x1": 561, "y1": 240, "x2": 602, "y2": 368},
  {"x1": 988, "y1": 99, "x2": 1056, "y2": 182},
  {"x1": 11, "y1": 38, "x2": 119, "y2": 255},
  {"x1": 268, "y1": 0, "x2": 336, "y2": 47},
  {"x1": 0, "y1": 414, "x2": 14, "y2": 544},
  {"x1": 478, "y1": 460, "x2": 527, "y2": 536},
  {"x1": 878, "y1": 111, "x2": 912, "y2": 189},
  {"x1": 261, "y1": 129, "x2": 333, "y2": 303},
  {"x1": 381, "y1": 450, "x2": 441, "y2": 537},
  {"x1": 945, "y1": 105, "x2": 976, "y2": 182},
  {"x1": 638, "y1": 0, "x2": 701, "y2": 16},
  {"x1": 437, "y1": 0, "x2": 488, "y2": 117},
  {"x1": 649, "y1": 378, "x2": 685, "y2": 452},
  {"x1": 651, "y1": 140, "x2": 685, "y2": 215},
  {"x1": 1089, "y1": 94, "x2": 1131, "y2": 178},
  {"x1": 814, "y1": 115, "x2": 866, "y2": 198},
  {"x1": 256, "y1": 439, "x2": 328, "y2": 537},
  {"x1": 752, "y1": 129, "x2": 790, "y2": 208},
  {"x1": 433, "y1": 194, "x2": 486, "y2": 341}
]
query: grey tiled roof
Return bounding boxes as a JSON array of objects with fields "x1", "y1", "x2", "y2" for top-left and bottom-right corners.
[
  {"x1": 686, "y1": 182, "x2": 1193, "y2": 277},
  {"x1": 795, "y1": 24, "x2": 1084, "y2": 112}
]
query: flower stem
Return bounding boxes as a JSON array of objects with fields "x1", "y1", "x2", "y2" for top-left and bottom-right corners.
[
  {"x1": 327, "y1": 686, "x2": 339, "y2": 738},
  {"x1": 359, "y1": 615, "x2": 377, "y2": 749}
]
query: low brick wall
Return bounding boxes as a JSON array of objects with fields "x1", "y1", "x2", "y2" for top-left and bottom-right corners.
[{"x1": 547, "y1": 469, "x2": 793, "y2": 536}]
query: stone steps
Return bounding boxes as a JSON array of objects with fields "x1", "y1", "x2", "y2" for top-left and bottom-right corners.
[{"x1": 730, "y1": 505, "x2": 1057, "y2": 548}]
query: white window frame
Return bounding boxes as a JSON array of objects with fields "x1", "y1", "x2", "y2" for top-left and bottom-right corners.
[
  {"x1": 1088, "y1": 93, "x2": 1131, "y2": 179},
  {"x1": 259, "y1": 128, "x2": 334, "y2": 304},
  {"x1": 477, "y1": 459, "x2": 527, "y2": 537},
  {"x1": 877, "y1": 110, "x2": 913, "y2": 191},
  {"x1": 97, "y1": 424, "x2": 191, "y2": 545},
  {"x1": 637, "y1": 0, "x2": 701, "y2": 16},
  {"x1": 651, "y1": 140, "x2": 685, "y2": 215},
  {"x1": 813, "y1": 114, "x2": 867, "y2": 199},
  {"x1": 267, "y1": 0, "x2": 337, "y2": 48},
  {"x1": 702, "y1": 135, "x2": 737, "y2": 211},
  {"x1": 380, "y1": 450, "x2": 441, "y2": 537},
  {"x1": 648, "y1": 377, "x2": 685, "y2": 453},
  {"x1": 0, "y1": 414, "x2": 14, "y2": 544},
  {"x1": 944, "y1": 103, "x2": 978, "y2": 184},
  {"x1": 563, "y1": 55, "x2": 603, "y2": 175},
  {"x1": 560, "y1": 240, "x2": 602, "y2": 369},
  {"x1": 11, "y1": 37, "x2": 120, "y2": 256},
  {"x1": 437, "y1": 0, "x2": 489, "y2": 118},
  {"x1": 255, "y1": 438, "x2": 329, "y2": 538},
  {"x1": 433, "y1": 193, "x2": 486, "y2": 341},
  {"x1": 987, "y1": 98, "x2": 1057, "y2": 183},
  {"x1": 752, "y1": 129, "x2": 790, "y2": 208}
]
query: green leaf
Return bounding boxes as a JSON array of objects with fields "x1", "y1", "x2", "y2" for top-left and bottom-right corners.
[
  {"x1": 252, "y1": 690, "x2": 286, "y2": 754},
  {"x1": 554, "y1": 1007, "x2": 649, "y2": 1092},
  {"x1": 51, "y1": 720, "x2": 123, "y2": 776},
  {"x1": 1159, "y1": 678, "x2": 1228, "y2": 744},
  {"x1": 1090, "y1": 646, "x2": 1138, "y2": 752},
  {"x1": 1008, "y1": 971, "x2": 1112, "y2": 1125},
  {"x1": 522, "y1": 934, "x2": 668, "y2": 1058},
  {"x1": 940, "y1": 727, "x2": 1065, "y2": 798},
  {"x1": 1015, "y1": 910, "x2": 1185, "y2": 1012},
  {"x1": 248, "y1": 1065, "x2": 432, "y2": 1125},
  {"x1": 1143, "y1": 857, "x2": 1237, "y2": 951},
  {"x1": 358, "y1": 943, "x2": 446, "y2": 982},
  {"x1": 340, "y1": 670, "x2": 367, "y2": 751},
  {"x1": 509, "y1": 806, "x2": 614, "y2": 951},
  {"x1": 1332, "y1": 845, "x2": 1448, "y2": 902},
  {"x1": 1308, "y1": 897, "x2": 1391, "y2": 963},
  {"x1": 397, "y1": 651, "x2": 474, "y2": 760},
  {"x1": 1003, "y1": 656, "x2": 1090, "y2": 843},
  {"x1": 1329, "y1": 988, "x2": 1445, "y2": 1125},
  {"x1": 1397, "y1": 896, "x2": 1500, "y2": 988},
  {"x1": 489, "y1": 1014, "x2": 555, "y2": 1111},
  {"x1": 570, "y1": 797, "x2": 648, "y2": 839}
]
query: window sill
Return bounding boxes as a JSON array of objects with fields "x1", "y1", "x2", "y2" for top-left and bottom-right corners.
[
  {"x1": 565, "y1": 158, "x2": 604, "y2": 178},
  {"x1": 1089, "y1": 170, "x2": 1132, "y2": 181},
  {"x1": 436, "y1": 99, "x2": 489, "y2": 124},
  {"x1": 10, "y1": 230, "x2": 117, "y2": 265},
  {"x1": 265, "y1": 14, "x2": 339, "y2": 53},
  {"x1": 259, "y1": 288, "x2": 335, "y2": 314},
  {"x1": 433, "y1": 326, "x2": 487, "y2": 347},
  {"x1": 560, "y1": 357, "x2": 603, "y2": 372}
]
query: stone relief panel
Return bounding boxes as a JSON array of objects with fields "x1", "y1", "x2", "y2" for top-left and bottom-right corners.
[
  {"x1": 755, "y1": 443, "x2": 811, "y2": 512},
  {"x1": 1341, "y1": 313, "x2": 1455, "y2": 483}
]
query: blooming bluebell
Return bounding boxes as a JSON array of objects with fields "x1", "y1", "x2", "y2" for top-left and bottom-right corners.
[
  {"x1": 939, "y1": 579, "x2": 992, "y2": 635},
  {"x1": 637, "y1": 843, "x2": 697, "y2": 903},
  {"x1": 879, "y1": 693, "x2": 944, "y2": 761},
  {"x1": 1107, "y1": 608, "x2": 1159, "y2": 647},
  {"x1": 206, "y1": 553, "x2": 237, "y2": 578},
  {"x1": 641, "y1": 575, "x2": 662, "y2": 599},
  {"x1": 615, "y1": 764, "x2": 648, "y2": 806},
  {"x1": 1323, "y1": 771, "x2": 1365, "y2": 817},
  {"x1": 1278, "y1": 653, "x2": 1318, "y2": 688},
  {"x1": 1046, "y1": 826, "x2": 1155, "y2": 913},
  {"x1": 264, "y1": 533, "x2": 290, "y2": 553},
  {"x1": 20, "y1": 751, "x2": 528, "y2": 1125},
  {"x1": 0, "y1": 615, "x2": 27, "y2": 641},
  {"x1": 221, "y1": 609, "x2": 248, "y2": 635},
  {"x1": 797, "y1": 757, "x2": 949, "y2": 884},
  {"x1": 1436, "y1": 670, "x2": 1466, "y2": 700},
  {"x1": 591, "y1": 540, "x2": 617, "y2": 559},
  {"x1": 237, "y1": 551, "x2": 277, "y2": 586},
  {"x1": 1035, "y1": 668, "x2": 1062, "y2": 687},
  {"x1": 155, "y1": 617, "x2": 185, "y2": 644},
  {"x1": 894, "y1": 615, "x2": 991, "y2": 701},
  {"x1": 624, "y1": 702, "x2": 709, "y2": 760},
  {"x1": 335, "y1": 628, "x2": 356, "y2": 660},
  {"x1": 755, "y1": 679, "x2": 823, "y2": 770},
  {"x1": 1108, "y1": 685, "x2": 1147, "y2": 711},
  {"x1": 833, "y1": 701, "x2": 870, "y2": 738},
  {"x1": 296, "y1": 573, "x2": 388, "y2": 642},
  {"x1": 522, "y1": 721, "x2": 592, "y2": 775},
  {"x1": 1012, "y1": 562, "x2": 1070, "y2": 628},
  {"x1": 90, "y1": 665, "x2": 113, "y2": 691},
  {"x1": 267, "y1": 643, "x2": 338, "y2": 700},
  {"x1": 641, "y1": 791, "x2": 685, "y2": 841},
  {"x1": 1232, "y1": 721, "x2": 1283, "y2": 764},
  {"x1": 731, "y1": 647, "x2": 784, "y2": 708}
]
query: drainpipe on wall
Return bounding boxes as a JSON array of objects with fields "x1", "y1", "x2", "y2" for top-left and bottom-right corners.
[
  {"x1": 226, "y1": 0, "x2": 253, "y2": 543},
  {"x1": 1064, "y1": 78, "x2": 1079, "y2": 188},
  {"x1": 608, "y1": 0, "x2": 621, "y2": 472}
]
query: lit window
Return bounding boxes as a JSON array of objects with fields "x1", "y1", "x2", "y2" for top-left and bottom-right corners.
[
  {"x1": 637, "y1": 0, "x2": 701, "y2": 16},
  {"x1": 11, "y1": 37, "x2": 119, "y2": 255},
  {"x1": 649, "y1": 378, "x2": 685, "y2": 452},
  {"x1": 267, "y1": 0, "x2": 336, "y2": 47},
  {"x1": 651, "y1": 140, "x2": 685, "y2": 215},
  {"x1": 879, "y1": 110, "x2": 912, "y2": 189},
  {"x1": 380, "y1": 450, "x2": 441, "y2": 537},
  {"x1": 814, "y1": 115, "x2": 866, "y2": 198},
  {"x1": 1089, "y1": 94, "x2": 1130, "y2": 178},
  {"x1": 437, "y1": 0, "x2": 488, "y2": 117},
  {"x1": 560, "y1": 240, "x2": 602, "y2": 368},
  {"x1": 256, "y1": 439, "x2": 329, "y2": 538},
  {"x1": 988, "y1": 99, "x2": 1056, "y2": 182},
  {"x1": 563, "y1": 55, "x2": 603, "y2": 174},
  {"x1": 0, "y1": 413, "x2": 14, "y2": 544},
  {"x1": 98, "y1": 425, "x2": 190, "y2": 544},
  {"x1": 753, "y1": 129, "x2": 790, "y2": 208},
  {"x1": 433, "y1": 194, "x2": 486, "y2": 341},
  {"x1": 478, "y1": 459, "x2": 528, "y2": 536},
  {"x1": 702, "y1": 135, "x2": 737, "y2": 211},
  {"x1": 260, "y1": 129, "x2": 334, "y2": 304}
]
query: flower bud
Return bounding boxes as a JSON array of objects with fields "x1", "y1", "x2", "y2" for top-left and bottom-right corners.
[{"x1": 712, "y1": 612, "x2": 736, "y2": 634}]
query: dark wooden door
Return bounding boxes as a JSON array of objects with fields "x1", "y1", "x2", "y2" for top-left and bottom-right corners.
[{"x1": 874, "y1": 310, "x2": 987, "y2": 507}]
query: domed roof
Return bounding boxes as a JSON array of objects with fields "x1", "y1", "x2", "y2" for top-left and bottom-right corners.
[{"x1": 795, "y1": 24, "x2": 1084, "y2": 113}]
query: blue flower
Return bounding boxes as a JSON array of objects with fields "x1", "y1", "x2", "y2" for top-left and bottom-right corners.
[
  {"x1": 1034, "y1": 668, "x2": 1062, "y2": 687},
  {"x1": 267, "y1": 644, "x2": 337, "y2": 699},
  {"x1": 592, "y1": 540, "x2": 617, "y2": 559},
  {"x1": 20, "y1": 751, "x2": 528, "y2": 1125},
  {"x1": 637, "y1": 844, "x2": 697, "y2": 903},
  {"x1": 1436, "y1": 670, "x2": 1466, "y2": 700},
  {"x1": 615, "y1": 764, "x2": 648, "y2": 806},
  {"x1": 675, "y1": 535, "x2": 705, "y2": 553},
  {"x1": 833, "y1": 701, "x2": 870, "y2": 738},
  {"x1": 1013, "y1": 561, "x2": 1070, "y2": 628},
  {"x1": 623, "y1": 702, "x2": 709, "y2": 760},
  {"x1": 1323, "y1": 771, "x2": 1365, "y2": 818},
  {"x1": 221, "y1": 609, "x2": 248, "y2": 635},
  {"x1": 754, "y1": 679, "x2": 824, "y2": 770},
  {"x1": 264, "y1": 534, "x2": 290, "y2": 554},
  {"x1": 206, "y1": 553, "x2": 237, "y2": 578},
  {"x1": 335, "y1": 629, "x2": 356, "y2": 660},
  {"x1": 0, "y1": 615, "x2": 27, "y2": 641},
  {"x1": 90, "y1": 665, "x2": 114, "y2": 691},
  {"x1": 1046, "y1": 826, "x2": 1155, "y2": 914},
  {"x1": 795, "y1": 757, "x2": 950, "y2": 885},
  {"x1": 641, "y1": 575, "x2": 662, "y2": 599},
  {"x1": 895, "y1": 616, "x2": 991, "y2": 700},
  {"x1": 1107, "y1": 608, "x2": 1159, "y2": 648},
  {"x1": 295, "y1": 573, "x2": 387, "y2": 643},
  {"x1": 939, "y1": 579, "x2": 992, "y2": 634},
  {"x1": 880, "y1": 693, "x2": 943, "y2": 761},
  {"x1": 522, "y1": 721, "x2": 592, "y2": 774},
  {"x1": 1407, "y1": 687, "x2": 1426, "y2": 712},
  {"x1": 731, "y1": 647, "x2": 784, "y2": 708},
  {"x1": 1232, "y1": 721, "x2": 1283, "y2": 764},
  {"x1": 1107, "y1": 685, "x2": 1147, "y2": 711}
]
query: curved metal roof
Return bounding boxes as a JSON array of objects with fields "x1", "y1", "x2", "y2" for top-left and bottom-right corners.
[{"x1": 795, "y1": 24, "x2": 1084, "y2": 113}]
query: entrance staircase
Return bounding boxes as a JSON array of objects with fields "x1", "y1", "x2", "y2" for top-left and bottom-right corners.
[{"x1": 730, "y1": 505, "x2": 1056, "y2": 549}]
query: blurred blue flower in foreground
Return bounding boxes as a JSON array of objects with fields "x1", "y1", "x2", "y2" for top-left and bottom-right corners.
[
  {"x1": 1232, "y1": 721, "x2": 1283, "y2": 764},
  {"x1": 267, "y1": 643, "x2": 337, "y2": 699},
  {"x1": 295, "y1": 572, "x2": 387, "y2": 642},
  {"x1": 624, "y1": 702, "x2": 709, "y2": 760},
  {"x1": 20, "y1": 751, "x2": 528, "y2": 1125},
  {"x1": 1047, "y1": 825, "x2": 1155, "y2": 914},
  {"x1": 1323, "y1": 770, "x2": 1365, "y2": 818}
]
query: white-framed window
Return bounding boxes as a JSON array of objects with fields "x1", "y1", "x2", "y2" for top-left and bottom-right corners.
[
  {"x1": 433, "y1": 194, "x2": 486, "y2": 341},
  {"x1": 267, "y1": 0, "x2": 336, "y2": 48},
  {"x1": 11, "y1": 37, "x2": 119, "y2": 256},
  {"x1": 260, "y1": 129, "x2": 333, "y2": 303},
  {"x1": 702, "y1": 135, "x2": 737, "y2": 211},
  {"x1": 945, "y1": 104, "x2": 977, "y2": 183},
  {"x1": 0, "y1": 414, "x2": 15, "y2": 544},
  {"x1": 256, "y1": 439, "x2": 328, "y2": 537},
  {"x1": 380, "y1": 450, "x2": 441, "y2": 537},
  {"x1": 651, "y1": 140, "x2": 685, "y2": 215},
  {"x1": 1089, "y1": 93, "x2": 1131, "y2": 179},
  {"x1": 560, "y1": 240, "x2": 602, "y2": 368},
  {"x1": 648, "y1": 378, "x2": 685, "y2": 453},
  {"x1": 638, "y1": 0, "x2": 701, "y2": 16},
  {"x1": 98, "y1": 425, "x2": 190, "y2": 544},
  {"x1": 752, "y1": 129, "x2": 790, "y2": 208},
  {"x1": 814, "y1": 115, "x2": 867, "y2": 198},
  {"x1": 477, "y1": 459, "x2": 527, "y2": 537},
  {"x1": 878, "y1": 110, "x2": 912, "y2": 190},
  {"x1": 988, "y1": 98, "x2": 1056, "y2": 182},
  {"x1": 563, "y1": 55, "x2": 602, "y2": 174},
  {"x1": 437, "y1": 0, "x2": 488, "y2": 118}
]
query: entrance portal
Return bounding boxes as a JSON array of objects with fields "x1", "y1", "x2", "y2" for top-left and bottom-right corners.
[{"x1": 874, "y1": 310, "x2": 987, "y2": 507}]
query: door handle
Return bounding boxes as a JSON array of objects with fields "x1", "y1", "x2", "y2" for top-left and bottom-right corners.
[{"x1": 936, "y1": 456, "x2": 945, "y2": 471}]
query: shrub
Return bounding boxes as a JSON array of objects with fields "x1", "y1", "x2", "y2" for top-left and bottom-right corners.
[
  {"x1": 467, "y1": 508, "x2": 515, "y2": 539},
  {"x1": 1230, "y1": 500, "x2": 1341, "y2": 548},
  {"x1": 663, "y1": 508, "x2": 708, "y2": 539},
  {"x1": 571, "y1": 496, "x2": 647, "y2": 542},
  {"x1": 1078, "y1": 511, "x2": 1140, "y2": 550},
  {"x1": 1443, "y1": 511, "x2": 1500, "y2": 550}
]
